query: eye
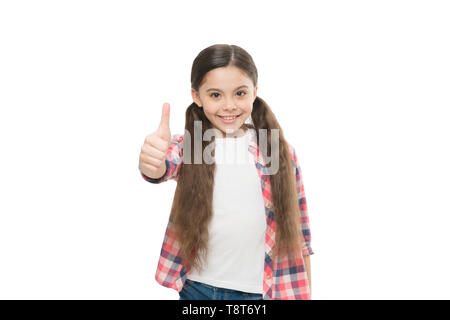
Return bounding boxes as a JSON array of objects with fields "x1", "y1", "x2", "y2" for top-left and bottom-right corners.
[{"x1": 210, "y1": 91, "x2": 247, "y2": 98}]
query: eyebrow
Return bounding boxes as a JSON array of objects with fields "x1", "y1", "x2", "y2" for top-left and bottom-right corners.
[{"x1": 206, "y1": 85, "x2": 249, "y2": 92}]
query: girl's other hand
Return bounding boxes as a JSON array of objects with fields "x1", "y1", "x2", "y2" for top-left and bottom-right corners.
[{"x1": 139, "y1": 102, "x2": 171, "y2": 179}]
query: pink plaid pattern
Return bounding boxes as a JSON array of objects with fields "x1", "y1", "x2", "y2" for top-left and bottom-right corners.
[{"x1": 141, "y1": 126, "x2": 314, "y2": 300}]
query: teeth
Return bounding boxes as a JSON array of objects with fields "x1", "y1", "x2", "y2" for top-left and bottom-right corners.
[{"x1": 221, "y1": 116, "x2": 237, "y2": 120}]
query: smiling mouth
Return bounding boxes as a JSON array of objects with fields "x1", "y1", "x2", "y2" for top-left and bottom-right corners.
[{"x1": 218, "y1": 114, "x2": 241, "y2": 120}]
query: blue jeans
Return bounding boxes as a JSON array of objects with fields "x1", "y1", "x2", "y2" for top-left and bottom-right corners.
[{"x1": 179, "y1": 279, "x2": 264, "y2": 300}]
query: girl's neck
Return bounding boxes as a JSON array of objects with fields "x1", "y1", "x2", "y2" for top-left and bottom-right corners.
[{"x1": 214, "y1": 125, "x2": 249, "y2": 139}]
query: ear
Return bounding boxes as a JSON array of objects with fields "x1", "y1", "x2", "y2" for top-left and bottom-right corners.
[
  {"x1": 253, "y1": 85, "x2": 258, "y2": 102},
  {"x1": 191, "y1": 88, "x2": 202, "y2": 107}
]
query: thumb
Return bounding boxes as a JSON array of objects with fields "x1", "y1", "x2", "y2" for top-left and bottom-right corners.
[{"x1": 156, "y1": 102, "x2": 171, "y2": 141}]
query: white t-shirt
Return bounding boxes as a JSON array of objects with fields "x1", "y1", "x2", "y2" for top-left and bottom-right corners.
[{"x1": 187, "y1": 129, "x2": 267, "y2": 294}]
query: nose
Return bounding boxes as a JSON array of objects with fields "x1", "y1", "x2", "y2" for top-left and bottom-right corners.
[{"x1": 222, "y1": 101, "x2": 237, "y2": 111}]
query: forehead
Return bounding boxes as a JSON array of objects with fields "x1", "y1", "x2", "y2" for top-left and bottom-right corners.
[{"x1": 200, "y1": 66, "x2": 252, "y2": 90}]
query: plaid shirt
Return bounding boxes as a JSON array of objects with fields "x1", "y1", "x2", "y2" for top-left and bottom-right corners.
[{"x1": 141, "y1": 126, "x2": 314, "y2": 300}]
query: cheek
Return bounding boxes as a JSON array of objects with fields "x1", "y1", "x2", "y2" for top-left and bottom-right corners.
[
  {"x1": 202, "y1": 107, "x2": 220, "y2": 123},
  {"x1": 237, "y1": 99, "x2": 253, "y2": 109},
  {"x1": 241, "y1": 105, "x2": 253, "y2": 115},
  {"x1": 203, "y1": 105, "x2": 220, "y2": 116}
]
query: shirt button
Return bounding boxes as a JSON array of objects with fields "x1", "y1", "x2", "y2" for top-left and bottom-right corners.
[
  {"x1": 267, "y1": 202, "x2": 273, "y2": 209},
  {"x1": 268, "y1": 251, "x2": 273, "y2": 258},
  {"x1": 266, "y1": 273, "x2": 272, "y2": 280}
]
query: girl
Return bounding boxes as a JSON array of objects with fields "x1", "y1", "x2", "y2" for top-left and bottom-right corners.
[{"x1": 139, "y1": 44, "x2": 314, "y2": 300}]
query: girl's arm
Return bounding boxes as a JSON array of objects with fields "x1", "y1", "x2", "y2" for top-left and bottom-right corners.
[
  {"x1": 290, "y1": 145, "x2": 314, "y2": 257},
  {"x1": 288, "y1": 143, "x2": 313, "y2": 295},
  {"x1": 304, "y1": 254, "x2": 312, "y2": 296}
]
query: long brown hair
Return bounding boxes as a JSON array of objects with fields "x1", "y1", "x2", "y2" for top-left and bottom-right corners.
[{"x1": 170, "y1": 44, "x2": 304, "y2": 273}]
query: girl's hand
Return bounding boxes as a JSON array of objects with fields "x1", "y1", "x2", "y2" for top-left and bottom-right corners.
[{"x1": 139, "y1": 102, "x2": 171, "y2": 179}]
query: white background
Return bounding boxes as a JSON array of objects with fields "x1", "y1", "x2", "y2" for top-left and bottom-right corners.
[{"x1": 1, "y1": 0, "x2": 449, "y2": 299}]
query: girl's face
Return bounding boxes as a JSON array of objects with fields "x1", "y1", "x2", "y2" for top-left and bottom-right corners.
[{"x1": 191, "y1": 65, "x2": 257, "y2": 138}]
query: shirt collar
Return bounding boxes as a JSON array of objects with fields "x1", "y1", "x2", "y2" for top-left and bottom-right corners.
[{"x1": 246, "y1": 124, "x2": 267, "y2": 168}]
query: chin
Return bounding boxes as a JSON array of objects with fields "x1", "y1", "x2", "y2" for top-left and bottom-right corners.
[{"x1": 223, "y1": 124, "x2": 246, "y2": 134}]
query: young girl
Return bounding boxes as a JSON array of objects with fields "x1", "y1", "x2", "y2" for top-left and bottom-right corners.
[{"x1": 139, "y1": 44, "x2": 314, "y2": 300}]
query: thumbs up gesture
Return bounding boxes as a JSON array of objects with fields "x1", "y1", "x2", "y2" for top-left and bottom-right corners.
[{"x1": 139, "y1": 102, "x2": 172, "y2": 179}]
